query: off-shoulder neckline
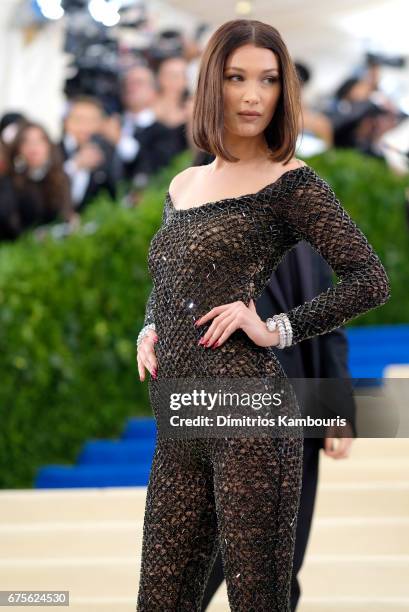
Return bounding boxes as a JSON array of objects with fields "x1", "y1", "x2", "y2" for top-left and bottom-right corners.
[{"x1": 166, "y1": 163, "x2": 311, "y2": 213}]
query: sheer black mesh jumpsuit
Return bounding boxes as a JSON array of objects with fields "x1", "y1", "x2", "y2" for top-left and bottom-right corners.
[{"x1": 135, "y1": 164, "x2": 390, "y2": 611}]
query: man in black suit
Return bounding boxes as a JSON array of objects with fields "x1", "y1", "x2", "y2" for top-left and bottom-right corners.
[
  {"x1": 111, "y1": 64, "x2": 181, "y2": 189},
  {"x1": 61, "y1": 96, "x2": 119, "y2": 211},
  {"x1": 201, "y1": 240, "x2": 357, "y2": 611}
]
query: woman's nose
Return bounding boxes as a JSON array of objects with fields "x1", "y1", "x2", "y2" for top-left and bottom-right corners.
[{"x1": 242, "y1": 84, "x2": 261, "y2": 103}]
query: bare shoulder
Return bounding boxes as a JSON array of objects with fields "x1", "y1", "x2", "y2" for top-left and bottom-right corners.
[
  {"x1": 168, "y1": 166, "x2": 199, "y2": 200},
  {"x1": 286, "y1": 157, "x2": 307, "y2": 170},
  {"x1": 270, "y1": 157, "x2": 308, "y2": 182}
]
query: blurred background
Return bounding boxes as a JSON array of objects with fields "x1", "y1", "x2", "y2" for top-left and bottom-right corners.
[{"x1": 0, "y1": 1, "x2": 409, "y2": 611}]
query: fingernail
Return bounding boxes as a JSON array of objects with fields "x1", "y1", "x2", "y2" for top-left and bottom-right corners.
[
  {"x1": 211, "y1": 341, "x2": 219, "y2": 349},
  {"x1": 194, "y1": 320, "x2": 200, "y2": 327}
]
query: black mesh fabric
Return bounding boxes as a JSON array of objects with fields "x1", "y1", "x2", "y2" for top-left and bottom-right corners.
[{"x1": 136, "y1": 164, "x2": 390, "y2": 611}]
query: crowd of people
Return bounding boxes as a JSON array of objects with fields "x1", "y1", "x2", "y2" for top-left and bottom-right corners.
[
  {"x1": 0, "y1": 44, "x2": 405, "y2": 243},
  {"x1": 0, "y1": 56, "x2": 193, "y2": 242}
]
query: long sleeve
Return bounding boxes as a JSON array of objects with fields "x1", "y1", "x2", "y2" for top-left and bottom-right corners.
[
  {"x1": 276, "y1": 168, "x2": 391, "y2": 346},
  {"x1": 141, "y1": 194, "x2": 170, "y2": 330}
]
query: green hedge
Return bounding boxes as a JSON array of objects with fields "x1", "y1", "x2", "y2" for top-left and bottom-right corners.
[{"x1": 0, "y1": 149, "x2": 408, "y2": 488}]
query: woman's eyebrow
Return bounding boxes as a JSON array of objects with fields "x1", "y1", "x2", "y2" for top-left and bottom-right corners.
[{"x1": 225, "y1": 66, "x2": 280, "y2": 74}]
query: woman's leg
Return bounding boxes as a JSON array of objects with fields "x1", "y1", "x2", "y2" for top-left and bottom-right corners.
[
  {"x1": 212, "y1": 436, "x2": 303, "y2": 612},
  {"x1": 136, "y1": 439, "x2": 219, "y2": 611}
]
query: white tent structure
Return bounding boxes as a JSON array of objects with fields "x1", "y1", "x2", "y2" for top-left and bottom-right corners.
[{"x1": 0, "y1": 0, "x2": 68, "y2": 138}]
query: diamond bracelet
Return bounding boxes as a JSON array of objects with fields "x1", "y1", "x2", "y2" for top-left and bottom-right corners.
[
  {"x1": 136, "y1": 323, "x2": 156, "y2": 349},
  {"x1": 265, "y1": 313, "x2": 293, "y2": 348}
]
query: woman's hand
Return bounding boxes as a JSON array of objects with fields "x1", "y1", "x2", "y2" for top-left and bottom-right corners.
[
  {"x1": 137, "y1": 329, "x2": 159, "y2": 381},
  {"x1": 195, "y1": 299, "x2": 279, "y2": 348}
]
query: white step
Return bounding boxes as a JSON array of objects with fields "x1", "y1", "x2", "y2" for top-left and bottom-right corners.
[
  {"x1": 0, "y1": 488, "x2": 148, "y2": 523},
  {"x1": 314, "y1": 481, "x2": 409, "y2": 517},
  {"x1": 17, "y1": 595, "x2": 405, "y2": 612},
  {"x1": 0, "y1": 558, "x2": 139, "y2": 598},
  {"x1": 1, "y1": 476, "x2": 408, "y2": 524},
  {"x1": 319, "y1": 458, "x2": 409, "y2": 482},
  {"x1": 346, "y1": 437, "x2": 409, "y2": 458},
  {"x1": 306, "y1": 517, "x2": 409, "y2": 555},
  {"x1": 6, "y1": 594, "x2": 406, "y2": 612},
  {"x1": 299, "y1": 555, "x2": 409, "y2": 598},
  {"x1": 0, "y1": 521, "x2": 142, "y2": 558},
  {"x1": 1, "y1": 555, "x2": 408, "y2": 599},
  {"x1": 298, "y1": 598, "x2": 409, "y2": 612},
  {"x1": 1, "y1": 516, "x2": 408, "y2": 558}
]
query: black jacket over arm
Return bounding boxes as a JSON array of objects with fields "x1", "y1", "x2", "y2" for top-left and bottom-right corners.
[{"x1": 256, "y1": 241, "x2": 357, "y2": 445}]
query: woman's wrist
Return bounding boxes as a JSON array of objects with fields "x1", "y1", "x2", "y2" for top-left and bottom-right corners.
[
  {"x1": 136, "y1": 323, "x2": 156, "y2": 349},
  {"x1": 264, "y1": 327, "x2": 280, "y2": 347},
  {"x1": 265, "y1": 314, "x2": 293, "y2": 348}
]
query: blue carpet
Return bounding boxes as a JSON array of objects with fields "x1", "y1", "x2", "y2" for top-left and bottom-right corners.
[{"x1": 347, "y1": 324, "x2": 409, "y2": 379}]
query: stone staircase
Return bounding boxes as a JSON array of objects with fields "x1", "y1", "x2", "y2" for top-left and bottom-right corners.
[{"x1": 1, "y1": 438, "x2": 408, "y2": 611}]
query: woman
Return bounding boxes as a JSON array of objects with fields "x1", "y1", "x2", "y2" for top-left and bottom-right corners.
[
  {"x1": 135, "y1": 19, "x2": 390, "y2": 611},
  {"x1": 0, "y1": 122, "x2": 76, "y2": 240}
]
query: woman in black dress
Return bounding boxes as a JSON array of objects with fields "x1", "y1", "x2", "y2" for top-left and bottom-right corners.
[
  {"x1": 136, "y1": 19, "x2": 390, "y2": 611},
  {"x1": 0, "y1": 122, "x2": 75, "y2": 241}
]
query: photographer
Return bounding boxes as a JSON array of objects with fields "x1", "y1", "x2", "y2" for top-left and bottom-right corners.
[{"x1": 328, "y1": 57, "x2": 401, "y2": 157}]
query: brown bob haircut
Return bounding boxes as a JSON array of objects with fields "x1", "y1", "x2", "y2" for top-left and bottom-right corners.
[{"x1": 192, "y1": 19, "x2": 302, "y2": 163}]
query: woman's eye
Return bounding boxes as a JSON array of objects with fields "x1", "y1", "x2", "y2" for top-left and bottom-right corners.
[{"x1": 225, "y1": 75, "x2": 279, "y2": 84}]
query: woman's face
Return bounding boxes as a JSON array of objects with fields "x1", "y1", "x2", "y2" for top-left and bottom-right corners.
[
  {"x1": 158, "y1": 57, "x2": 188, "y2": 95},
  {"x1": 223, "y1": 43, "x2": 282, "y2": 138},
  {"x1": 19, "y1": 127, "x2": 50, "y2": 169}
]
